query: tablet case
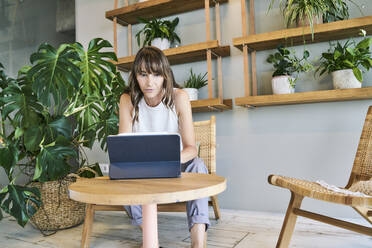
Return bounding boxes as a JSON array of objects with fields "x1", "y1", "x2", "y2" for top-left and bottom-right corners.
[{"x1": 107, "y1": 133, "x2": 181, "y2": 179}]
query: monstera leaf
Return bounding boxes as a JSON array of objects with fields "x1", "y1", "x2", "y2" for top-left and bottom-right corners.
[
  {"x1": 97, "y1": 111, "x2": 119, "y2": 150},
  {"x1": 0, "y1": 81, "x2": 44, "y2": 129},
  {"x1": 0, "y1": 185, "x2": 41, "y2": 227},
  {"x1": 34, "y1": 137, "x2": 77, "y2": 182},
  {"x1": 70, "y1": 38, "x2": 120, "y2": 148},
  {"x1": 48, "y1": 116, "x2": 73, "y2": 140},
  {"x1": 0, "y1": 62, "x2": 14, "y2": 90},
  {"x1": 0, "y1": 142, "x2": 19, "y2": 178},
  {"x1": 28, "y1": 43, "x2": 81, "y2": 108},
  {"x1": 72, "y1": 38, "x2": 117, "y2": 96}
]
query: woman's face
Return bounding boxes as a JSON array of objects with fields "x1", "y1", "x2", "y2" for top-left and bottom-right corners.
[{"x1": 136, "y1": 68, "x2": 165, "y2": 100}]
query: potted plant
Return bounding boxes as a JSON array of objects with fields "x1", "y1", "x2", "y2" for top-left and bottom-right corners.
[
  {"x1": 268, "y1": 0, "x2": 327, "y2": 39},
  {"x1": 182, "y1": 69, "x2": 208, "y2": 101},
  {"x1": 0, "y1": 38, "x2": 126, "y2": 231},
  {"x1": 268, "y1": 0, "x2": 360, "y2": 39},
  {"x1": 267, "y1": 45, "x2": 313, "y2": 94},
  {"x1": 323, "y1": 0, "x2": 362, "y2": 23},
  {"x1": 136, "y1": 17, "x2": 181, "y2": 50},
  {"x1": 316, "y1": 30, "x2": 372, "y2": 89}
]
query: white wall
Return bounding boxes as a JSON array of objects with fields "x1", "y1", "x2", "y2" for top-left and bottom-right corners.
[{"x1": 76, "y1": 0, "x2": 372, "y2": 218}]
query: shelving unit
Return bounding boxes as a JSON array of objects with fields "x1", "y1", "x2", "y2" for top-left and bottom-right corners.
[
  {"x1": 233, "y1": 16, "x2": 372, "y2": 51},
  {"x1": 106, "y1": 0, "x2": 228, "y2": 26},
  {"x1": 106, "y1": 0, "x2": 232, "y2": 112},
  {"x1": 235, "y1": 87, "x2": 372, "y2": 107},
  {"x1": 233, "y1": 0, "x2": 372, "y2": 108},
  {"x1": 191, "y1": 98, "x2": 233, "y2": 112},
  {"x1": 116, "y1": 40, "x2": 230, "y2": 71}
]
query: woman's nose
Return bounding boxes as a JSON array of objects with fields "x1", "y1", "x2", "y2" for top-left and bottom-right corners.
[{"x1": 147, "y1": 74, "x2": 156, "y2": 85}]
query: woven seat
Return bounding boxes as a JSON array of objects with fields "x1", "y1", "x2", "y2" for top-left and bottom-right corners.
[
  {"x1": 269, "y1": 175, "x2": 372, "y2": 207},
  {"x1": 268, "y1": 106, "x2": 372, "y2": 248}
]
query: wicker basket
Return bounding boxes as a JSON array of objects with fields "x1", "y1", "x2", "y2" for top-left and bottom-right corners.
[{"x1": 29, "y1": 177, "x2": 85, "y2": 231}]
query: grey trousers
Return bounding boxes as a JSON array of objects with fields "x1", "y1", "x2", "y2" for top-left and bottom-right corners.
[{"x1": 124, "y1": 157, "x2": 211, "y2": 231}]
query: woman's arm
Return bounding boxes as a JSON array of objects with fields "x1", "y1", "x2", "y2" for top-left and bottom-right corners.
[
  {"x1": 118, "y1": 93, "x2": 133, "y2": 134},
  {"x1": 175, "y1": 89, "x2": 197, "y2": 163}
]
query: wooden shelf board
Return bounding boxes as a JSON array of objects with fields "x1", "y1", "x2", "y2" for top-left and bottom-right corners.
[
  {"x1": 233, "y1": 16, "x2": 372, "y2": 51},
  {"x1": 116, "y1": 40, "x2": 230, "y2": 72},
  {"x1": 235, "y1": 87, "x2": 372, "y2": 107},
  {"x1": 106, "y1": 0, "x2": 228, "y2": 26},
  {"x1": 191, "y1": 98, "x2": 232, "y2": 112}
]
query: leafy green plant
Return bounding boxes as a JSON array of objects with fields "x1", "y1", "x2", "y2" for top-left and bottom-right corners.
[
  {"x1": 323, "y1": 0, "x2": 362, "y2": 23},
  {"x1": 183, "y1": 69, "x2": 208, "y2": 89},
  {"x1": 136, "y1": 17, "x2": 181, "y2": 47},
  {"x1": 269, "y1": 0, "x2": 328, "y2": 39},
  {"x1": 269, "y1": 0, "x2": 363, "y2": 38},
  {"x1": 267, "y1": 45, "x2": 312, "y2": 78},
  {"x1": 316, "y1": 30, "x2": 372, "y2": 82},
  {"x1": 0, "y1": 38, "x2": 126, "y2": 227}
]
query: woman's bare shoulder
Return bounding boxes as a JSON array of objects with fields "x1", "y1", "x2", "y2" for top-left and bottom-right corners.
[
  {"x1": 120, "y1": 93, "x2": 134, "y2": 111},
  {"x1": 174, "y1": 88, "x2": 189, "y2": 103},
  {"x1": 174, "y1": 88, "x2": 191, "y2": 114}
]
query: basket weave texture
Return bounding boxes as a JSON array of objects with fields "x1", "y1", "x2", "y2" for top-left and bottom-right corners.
[{"x1": 29, "y1": 178, "x2": 85, "y2": 231}]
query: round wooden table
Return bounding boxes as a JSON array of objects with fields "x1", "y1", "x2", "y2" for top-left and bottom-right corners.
[{"x1": 69, "y1": 172, "x2": 226, "y2": 248}]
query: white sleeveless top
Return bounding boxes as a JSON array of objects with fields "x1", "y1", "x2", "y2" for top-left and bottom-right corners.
[{"x1": 132, "y1": 97, "x2": 179, "y2": 134}]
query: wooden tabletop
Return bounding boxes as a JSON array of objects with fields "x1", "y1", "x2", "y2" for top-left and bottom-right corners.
[{"x1": 68, "y1": 173, "x2": 226, "y2": 205}]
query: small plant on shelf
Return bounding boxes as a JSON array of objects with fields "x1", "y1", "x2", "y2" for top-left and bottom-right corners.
[
  {"x1": 267, "y1": 45, "x2": 313, "y2": 94},
  {"x1": 268, "y1": 0, "x2": 361, "y2": 39},
  {"x1": 316, "y1": 30, "x2": 372, "y2": 89},
  {"x1": 136, "y1": 17, "x2": 181, "y2": 50},
  {"x1": 268, "y1": 0, "x2": 328, "y2": 38},
  {"x1": 323, "y1": 0, "x2": 362, "y2": 23},
  {"x1": 182, "y1": 69, "x2": 208, "y2": 101}
]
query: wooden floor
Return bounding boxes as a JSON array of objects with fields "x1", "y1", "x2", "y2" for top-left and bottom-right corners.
[{"x1": 0, "y1": 209, "x2": 371, "y2": 247}]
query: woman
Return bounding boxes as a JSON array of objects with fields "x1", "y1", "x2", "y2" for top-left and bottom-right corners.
[{"x1": 119, "y1": 46, "x2": 210, "y2": 248}]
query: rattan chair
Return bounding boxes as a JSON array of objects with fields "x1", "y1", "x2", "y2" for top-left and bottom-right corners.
[
  {"x1": 93, "y1": 115, "x2": 221, "y2": 220},
  {"x1": 268, "y1": 106, "x2": 372, "y2": 248}
]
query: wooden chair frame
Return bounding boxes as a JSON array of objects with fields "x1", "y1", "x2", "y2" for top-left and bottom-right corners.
[{"x1": 268, "y1": 106, "x2": 372, "y2": 248}]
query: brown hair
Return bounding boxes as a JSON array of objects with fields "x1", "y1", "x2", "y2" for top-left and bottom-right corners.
[{"x1": 128, "y1": 46, "x2": 178, "y2": 125}]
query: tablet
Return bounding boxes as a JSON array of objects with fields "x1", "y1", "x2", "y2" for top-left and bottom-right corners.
[{"x1": 107, "y1": 133, "x2": 181, "y2": 179}]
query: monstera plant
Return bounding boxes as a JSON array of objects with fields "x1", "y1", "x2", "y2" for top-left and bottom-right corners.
[{"x1": 0, "y1": 38, "x2": 126, "y2": 227}]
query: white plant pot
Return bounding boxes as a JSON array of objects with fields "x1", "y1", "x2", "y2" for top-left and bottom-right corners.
[
  {"x1": 271, "y1": 75, "x2": 295, "y2": 94},
  {"x1": 331, "y1": 69, "x2": 361, "y2": 89},
  {"x1": 183, "y1": 88, "x2": 198, "y2": 101},
  {"x1": 151, "y1": 38, "x2": 170, "y2": 50},
  {"x1": 138, "y1": 0, "x2": 147, "y2": 2}
]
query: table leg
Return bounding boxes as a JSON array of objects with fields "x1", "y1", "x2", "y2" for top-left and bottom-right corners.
[
  {"x1": 142, "y1": 203, "x2": 158, "y2": 248},
  {"x1": 81, "y1": 204, "x2": 95, "y2": 248}
]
